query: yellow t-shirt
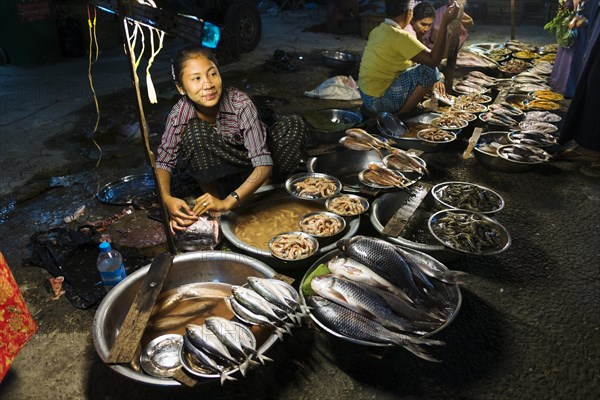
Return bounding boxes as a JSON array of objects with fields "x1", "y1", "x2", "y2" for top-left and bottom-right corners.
[{"x1": 359, "y1": 22, "x2": 427, "y2": 97}]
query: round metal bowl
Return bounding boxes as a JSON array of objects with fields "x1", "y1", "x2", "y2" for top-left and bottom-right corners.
[
  {"x1": 285, "y1": 172, "x2": 342, "y2": 200},
  {"x1": 376, "y1": 112, "x2": 409, "y2": 139},
  {"x1": 304, "y1": 108, "x2": 363, "y2": 143},
  {"x1": 321, "y1": 50, "x2": 359, "y2": 70},
  {"x1": 325, "y1": 193, "x2": 369, "y2": 216},
  {"x1": 299, "y1": 249, "x2": 462, "y2": 346},
  {"x1": 474, "y1": 131, "x2": 536, "y2": 173},
  {"x1": 269, "y1": 231, "x2": 320, "y2": 261},
  {"x1": 428, "y1": 209, "x2": 512, "y2": 256},
  {"x1": 370, "y1": 191, "x2": 461, "y2": 262},
  {"x1": 221, "y1": 186, "x2": 360, "y2": 269},
  {"x1": 92, "y1": 251, "x2": 278, "y2": 386},
  {"x1": 497, "y1": 144, "x2": 550, "y2": 165},
  {"x1": 307, "y1": 148, "x2": 382, "y2": 191},
  {"x1": 299, "y1": 211, "x2": 346, "y2": 237},
  {"x1": 431, "y1": 181, "x2": 505, "y2": 214}
]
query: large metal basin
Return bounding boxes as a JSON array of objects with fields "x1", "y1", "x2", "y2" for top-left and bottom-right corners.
[
  {"x1": 370, "y1": 191, "x2": 461, "y2": 262},
  {"x1": 221, "y1": 186, "x2": 360, "y2": 269},
  {"x1": 307, "y1": 148, "x2": 382, "y2": 191},
  {"x1": 92, "y1": 251, "x2": 277, "y2": 386}
]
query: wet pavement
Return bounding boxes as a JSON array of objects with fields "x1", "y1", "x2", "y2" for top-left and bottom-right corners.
[{"x1": 1, "y1": 6, "x2": 599, "y2": 400}]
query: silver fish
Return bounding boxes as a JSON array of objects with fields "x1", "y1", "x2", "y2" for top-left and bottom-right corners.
[
  {"x1": 232, "y1": 286, "x2": 287, "y2": 321},
  {"x1": 186, "y1": 323, "x2": 238, "y2": 366},
  {"x1": 182, "y1": 335, "x2": 236, "y2": 384},
  {"x1": 311, "y1": 275, "x2": 432, "y2": 336},
  {"x1": 327, "y1": 256, "x2": 412, "y2": 303},
  {"x1": 247, "y1": 277, "x2": 305, "y2": 325},
  {"x1": 205, "y1": 316, "x2": 272, "y2": 365},
  {"x1": 226, "y1": 297, "x2": 290, "y2": 339},
  {"x1": 336, "y1": 236, "x2": 427, "y2": 304},
  {"x1": 306, "y1": 296, "x2": 444, "y2": 362}
]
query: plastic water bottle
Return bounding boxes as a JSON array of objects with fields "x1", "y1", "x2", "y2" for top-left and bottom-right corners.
[{"x1": 97, "y1": 242, "x2": 127, "y2": 292}]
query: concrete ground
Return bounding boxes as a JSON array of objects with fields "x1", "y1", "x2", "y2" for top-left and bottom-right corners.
[{"x1": 1, "y1": 5, "x2": 599, "y2": 400}]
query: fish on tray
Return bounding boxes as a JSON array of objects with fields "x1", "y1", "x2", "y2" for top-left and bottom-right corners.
[{"x1": 306, "y1": 296, "x2": 444, "y2": 362}]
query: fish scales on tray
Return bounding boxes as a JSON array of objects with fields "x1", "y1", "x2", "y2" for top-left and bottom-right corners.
[{"x1": 305, "y1": 296, "x2": 444, "y2": 362}]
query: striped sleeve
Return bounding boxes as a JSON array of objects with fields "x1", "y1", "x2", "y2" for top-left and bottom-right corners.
[
  {"x1": 232, "y1": 90, "x2": 274, "y2": 167},
  {"x1": 155, "y1": 98, "x2": 195, "y2": 172}
]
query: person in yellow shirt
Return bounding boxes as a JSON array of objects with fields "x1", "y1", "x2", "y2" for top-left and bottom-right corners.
[{"x1": 359, "y1": 0, "x2": 459, "y2": 115}]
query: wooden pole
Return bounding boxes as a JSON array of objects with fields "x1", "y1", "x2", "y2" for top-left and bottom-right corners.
[
  {"x1": 511, "y1": 0, "x2": 516, "y2": 39},
  {"x1": 120, "y1": 17, "x2": 178, "y2": 255},
  {"x1": 444, "y1": 0, "x2": 467, "y2": 93}
]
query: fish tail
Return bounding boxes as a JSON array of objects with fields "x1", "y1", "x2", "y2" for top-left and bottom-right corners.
[
  {"x1": 239, "y1": 359, "x2": 249, "y2": 377},
  {"x1": 255, "y1": 352, "x2": 273, "y2": 364},
  {"x1": 443, "y1": 270, "x2": 468, "y2": 285},
  {"x1": 402, "y1": 344, "x2": 442, "y2": 363},
  {"x1": 220, "y1": 370, "x2": 237, "y2": 385}
]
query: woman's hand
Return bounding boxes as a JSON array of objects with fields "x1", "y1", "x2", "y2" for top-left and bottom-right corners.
[
  {"x1": 164, "y1": 195, "x2": 197, "y2": 233},
  {"x1": 193, "y1": 193, "x2": 234, "y2": 215},
  {"x1": 433, "y1": 81, "x2": 446, "y2": 97}
]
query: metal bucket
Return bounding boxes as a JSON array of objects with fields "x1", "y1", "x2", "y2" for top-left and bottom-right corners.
[{"x1": 92, "y1": 251, "x2": 278, "y2": 386}]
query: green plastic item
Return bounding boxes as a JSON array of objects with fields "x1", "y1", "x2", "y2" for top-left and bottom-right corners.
[{"x1": 301, "y1": 263, "x2": 331, "y2": 296}]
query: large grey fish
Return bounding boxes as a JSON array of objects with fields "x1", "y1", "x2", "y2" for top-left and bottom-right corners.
[
  {"x1": 311, "y1": 275, "x2": 435, "y2": 336},
  {"x1": 336, "y1": 236, "x2": 427, "y2": 303},
  {"x1": 327, "y1": 256, "x2": 413, "y2": 304},
  {"x1": 306, "y1": 296, "x2": 444, "y2": 362}
]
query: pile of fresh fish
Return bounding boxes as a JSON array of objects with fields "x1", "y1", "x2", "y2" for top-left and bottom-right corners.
[
  {"x1": 182, "y1": 316, "x2": 270, "y2": 384},
  {"x1": 455, "y1": 93, "x2": 492, "y2": 104},
  {"x1": 361, "y1": 163, "x2": 414, "y2": 189},
  {"x1": 505, "y1": 40, "x2": 537, "y2": 52},
  {"x1": 340, "y1": 128, "x2": 393, "y2": 158},
  {"x1": 456, "y1": 50, "x2": 497, "y2": 68},
  {"x1": 480, "y1": 111, "x2": 519, "y2": 128},
  {"x1": 463, "y1": 71, "x2": 497, "y2": 87},
  {"x1": 454, "y1": 78, "x2": 489, "y2": 95},
  {"x1": 433, "y1": 182, "x2": 503, "y2": 213},
  {"x1": 228, "y1": 277, "x2": 306, "y2": 338},
  {"x1": 530, "y1": 61, "x2": 553, "y2": 75},
  {"x1": 510, "y1": 82, "x2": 551, "y2": 93},
  {"x1": 509, "y1": 131, "x2": 557, "y2": 147},
  {"x1": 513, "y1": 71, "x2": 547, "y2": 84},
  {"x1": 497, "y1": 144, "x2": 550, "y2": 163},
  {"x1": 518, "y1": 121, "x2": 558, "y2": 134},
  {"x1": 524, "y1": 111, "x2": 561, "y2": 123},
  {"x1": 487, "y1": 102, "x2": 524, "y2": 117},
  {"x1": 430, "y1": 211, "x2": 507, "y2": 253},
  {"x1": 385, "y1": 149, "x2": 429, "y2": 175},
  {"x1": 306, "y1": 236, "x2": 466, "y2": 362},
  {"x1": 181, "y1": 277, "x2": 306, "y2": 384}
]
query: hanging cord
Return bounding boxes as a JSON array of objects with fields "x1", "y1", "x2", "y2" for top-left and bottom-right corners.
[
  {"x1": 145, "y1": 28, "x2": 165, "y2": 104},
  {"x1": 87, "y1": 3, "x2": 102, "y2": 170}
]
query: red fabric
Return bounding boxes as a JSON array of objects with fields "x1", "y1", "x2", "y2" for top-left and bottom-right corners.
[{"x1": 0, "y1": 252, "x2": 37, "y2": 382}]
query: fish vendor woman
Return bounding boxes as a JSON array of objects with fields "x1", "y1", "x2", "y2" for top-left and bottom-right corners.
[
  {"x1": 358, "y1": 0, "x2": 459, "y2": 115},
  {"x1": 156, "y1": 46, "x2": 307, "y2": 232}
]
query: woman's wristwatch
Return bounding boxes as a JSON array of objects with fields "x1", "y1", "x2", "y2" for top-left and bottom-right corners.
[{"x1": 230, "y1": 191, "x2": 241, "y2": 203}]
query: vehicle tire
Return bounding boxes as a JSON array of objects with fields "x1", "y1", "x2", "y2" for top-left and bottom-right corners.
[{"x1": 224, "y1": 1, "x2": 262, "y2": 53}]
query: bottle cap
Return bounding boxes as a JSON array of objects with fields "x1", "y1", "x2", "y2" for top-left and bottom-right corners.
[{"x1": 99, "y1": 241, "x2": 111, "y2": 252}]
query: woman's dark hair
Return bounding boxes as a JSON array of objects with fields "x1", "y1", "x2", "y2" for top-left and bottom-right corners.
[
  {"x1": 171, "y1": 45, "x2": 218, "y2": 85},
  {"x1": 385, "y1": 0, "x2": 412, "y2": 18},
  {"x1": 413, "y1": 2, "x2": 435, "y2": 21}
]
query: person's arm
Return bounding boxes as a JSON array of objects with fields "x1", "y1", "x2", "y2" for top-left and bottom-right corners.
[
  {"x1": 411, "y1": 2, "x2": 459, "y2": 66},
  {"x1": 193, "y1": 165, "x2": 272, "y2": 215}
]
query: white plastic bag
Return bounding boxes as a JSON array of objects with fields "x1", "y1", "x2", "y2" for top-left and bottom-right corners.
[{"x1": 304, "y1": 76, "x2": 361, "y2": 100}]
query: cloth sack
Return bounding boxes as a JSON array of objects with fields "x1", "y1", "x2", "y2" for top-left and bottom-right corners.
[
  {"x1": 0, "y1": 252, "x2": 38, "y2": 382},
  {"x1": 304, "y1": 75, "x2": 361, "y2": 100}
]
